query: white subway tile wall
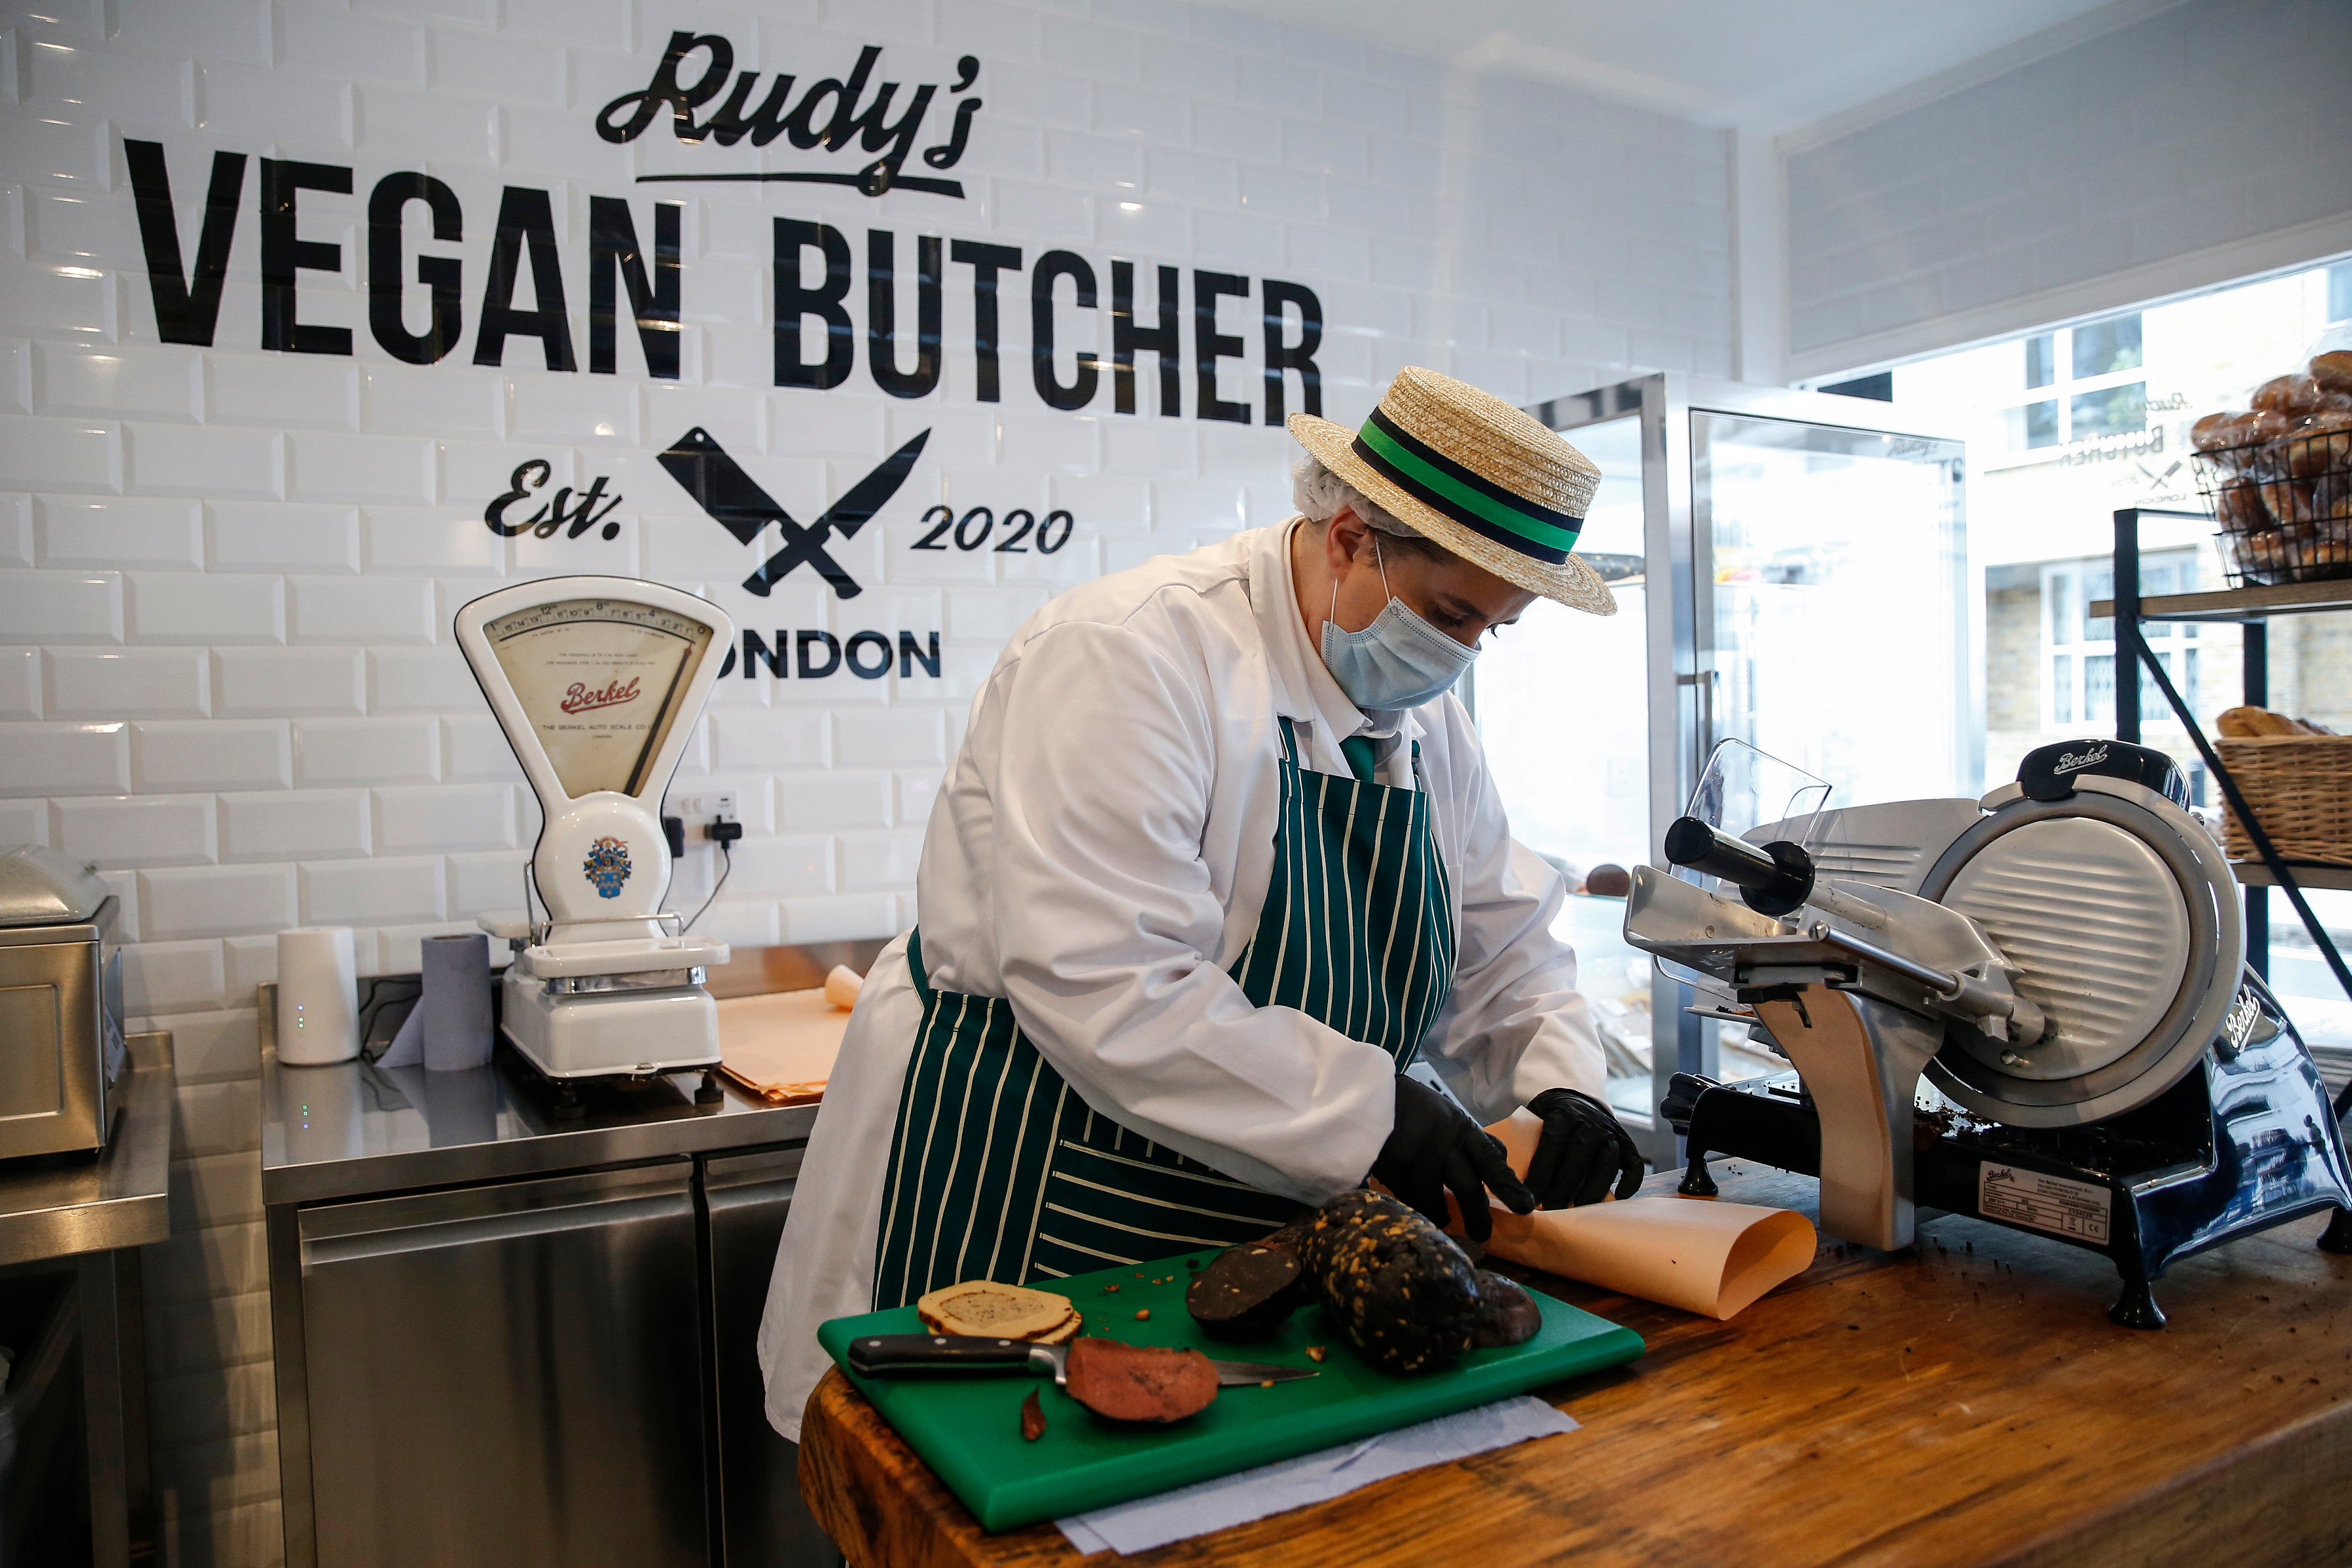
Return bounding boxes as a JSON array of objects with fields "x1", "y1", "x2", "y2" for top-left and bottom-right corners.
[{"x1": 0, "y1": 1, "x2": 1736, "y2": 1560}]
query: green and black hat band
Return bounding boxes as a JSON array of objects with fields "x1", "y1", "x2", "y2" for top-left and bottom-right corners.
[{"x1": 1351, "y1": 406, "x2": 1583, "y2": 565}]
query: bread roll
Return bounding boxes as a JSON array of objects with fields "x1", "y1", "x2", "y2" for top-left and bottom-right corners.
[
  {"x1": 2192, "y1": 410, "x2": 2251, "y2": 452},
  {"x1": 2217, "y1": 706, "x2": 2266, "y2": 738},
  {"x1": 2233, "y1": 707, "x2": 2309, "y2": 738},
  {"x1": 2284, "y1": 412, "x2": 2352, "y2": 479},
  {"x1": 2249, "y1": 409, "x2": 2296, "y2": 444},
  {"x1": 2254, "y1": 373, "x2": 2327, "y2": 416},
  {"x1": 2312, "y1": 351, "x2": 2352, "y2": 397},
  {"x1": 2316, "y1": 472, "x2": 2351, "y2": 528},
  {"x1": 2233, "y1": 529, "x2": 2288, "y2": 577},
  {"x1": 2215, "y1": 479, "x2": 2268, "y2": 531},
  {"x1": 2261, "y1": 479, "x2": 2317, "y2": 526}
]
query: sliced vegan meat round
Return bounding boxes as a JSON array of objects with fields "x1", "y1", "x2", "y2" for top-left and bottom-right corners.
[
  {"x1": 1186, "y1": 1241, "x2": 1309, "y2": 1341},
  {"x1": 1063, "y1": 1337, "x2": 1219, "y2": 1424}
]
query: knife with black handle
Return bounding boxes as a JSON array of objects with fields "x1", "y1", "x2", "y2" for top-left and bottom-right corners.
[{"x1": 846, "y1": 1334, "x2": 1316, "y2": 1388}]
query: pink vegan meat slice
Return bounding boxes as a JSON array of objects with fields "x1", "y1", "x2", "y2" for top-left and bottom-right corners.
[{"x1": 1063, "y1": 1338, "x2": 1219, "y2": 1424}]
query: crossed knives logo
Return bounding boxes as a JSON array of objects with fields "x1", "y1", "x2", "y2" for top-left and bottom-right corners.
[{"x1": 658, "y1": 426, "x2": 929, "y2": 600}]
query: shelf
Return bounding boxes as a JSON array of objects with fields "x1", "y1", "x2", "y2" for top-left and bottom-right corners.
[
  {"x1": 2232, "y1": 861, "x2": 2352, "y2": 892},
  {"x1": 2090, "y1": 579, "x2": 2352, "y2": 623}
]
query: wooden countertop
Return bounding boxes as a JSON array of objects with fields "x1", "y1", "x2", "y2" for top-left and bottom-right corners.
[{"x1": 799, "y1": 1160, "x2": 2352, "y2": 1567}]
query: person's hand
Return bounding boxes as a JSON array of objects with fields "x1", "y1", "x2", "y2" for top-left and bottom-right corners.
[
  {"x1": 1370, "y1": 1076, "x2": 1536, "y2": 1242},
  {"x1": 1524, "y1": 1088, "x2": 1645, "y2": 1208}
]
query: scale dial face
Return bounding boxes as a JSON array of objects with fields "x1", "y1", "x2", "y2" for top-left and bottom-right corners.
[{"x1": 482, "y1": 597, "x2": 713, "y2": 799}]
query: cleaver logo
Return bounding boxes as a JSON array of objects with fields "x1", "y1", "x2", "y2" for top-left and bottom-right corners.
[{"x1": 658, "y1": 426, "x2": 928, "y2": 600}]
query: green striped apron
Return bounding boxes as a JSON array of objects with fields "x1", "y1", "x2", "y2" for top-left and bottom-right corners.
[{"x1": 872, "y1": 718, "x2": 1457, "y2": 1306}]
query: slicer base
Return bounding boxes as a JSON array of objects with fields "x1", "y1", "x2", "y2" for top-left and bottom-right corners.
[
  {"x1": 1667, "y1": 987, "x2": 2352, "y2": 1329},
  {"x1": 2109, "y1": 1278, "x2": 2166, "y2": 1331}
]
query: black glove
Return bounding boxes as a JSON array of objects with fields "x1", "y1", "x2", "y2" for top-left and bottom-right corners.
[
  {"x1": 1370, "y1": 1076, "x2": 1536, "y2": 1243},
  {"x1": 1524, "y1": 1088, "x2": 1645, "y2": 1209}
]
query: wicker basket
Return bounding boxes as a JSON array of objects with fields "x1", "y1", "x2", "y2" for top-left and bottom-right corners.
[{"x1": 2218, "y1": 735, "x2": 2352, "y2": 865}]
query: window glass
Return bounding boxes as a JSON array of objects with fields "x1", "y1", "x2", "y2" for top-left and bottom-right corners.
[
  {"x1": 2073, "y1": 315, "x2": 2143, "y2": 377},
  {"x1": 2071, "y1": 382, "x2": 2147, "y2": 440},
  {"x1": 1876, "y1": 259, "x2": 2352, "y2": 1059},
  {"x1": 2025, "y1": 334, "x2": 2056, "y2": 389},
  {"x1": 2084, "y1": 652, "x2": 2115, "y2": 723},
  {"x1": 2084, "y1": 564, "x2": 2113, "y2": 641}
]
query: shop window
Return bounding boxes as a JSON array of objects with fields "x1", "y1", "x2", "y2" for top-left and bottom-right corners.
[
  {"x1": 2072, "y1": 316, "x2": 2143, "y2": 377},
  {"x1": 2330, "y1": 261, "x2": 2352, "y2": 325},
  {"x1": 2025, "y1": 334, "x2": 2056, "y2": 389},
  {"x1": 2042, "y1": 551, "x2": 2198, "y2": 728},
  {"x1": 2005, "y1": 314, "x2": 2145, "y2": 451}
]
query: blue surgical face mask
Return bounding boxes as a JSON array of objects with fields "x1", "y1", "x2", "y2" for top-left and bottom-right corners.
[{"x1": 1318, "y1": 536, "x2": 1478, "y2": 710}]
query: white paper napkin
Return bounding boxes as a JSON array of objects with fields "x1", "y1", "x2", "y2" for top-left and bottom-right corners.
[{"x1": 1055, "y1": 1396, "x2": 1578, "y2": 1557}]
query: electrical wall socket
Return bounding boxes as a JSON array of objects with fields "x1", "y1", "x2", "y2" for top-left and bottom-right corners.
[{"x1": 669, "y1": 792, "x2": 739, "y2": 842}]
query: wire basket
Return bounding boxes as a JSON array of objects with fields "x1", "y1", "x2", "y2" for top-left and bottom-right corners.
[{"x1": 2192, "y1": 416, "x2": 2352, "y2": 586}]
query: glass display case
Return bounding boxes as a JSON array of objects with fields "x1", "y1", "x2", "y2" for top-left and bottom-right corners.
[{"x1": 1473, "y1": 374, "x2": 1969, "y2": 1161}]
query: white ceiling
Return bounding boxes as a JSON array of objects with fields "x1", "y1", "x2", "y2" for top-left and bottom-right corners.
[{"x1": 1200, "y1": 0, "x2": 2187, "y2": 135}]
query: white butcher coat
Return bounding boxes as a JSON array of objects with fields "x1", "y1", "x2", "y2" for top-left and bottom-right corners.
[{"x1": 757, "y1": 519, "x2": 1604, "y2": 1439}]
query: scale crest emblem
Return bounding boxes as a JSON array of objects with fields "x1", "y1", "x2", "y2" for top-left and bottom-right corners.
[{"x1": 583, "y1": 836, "x2": 632, "y2": 899}]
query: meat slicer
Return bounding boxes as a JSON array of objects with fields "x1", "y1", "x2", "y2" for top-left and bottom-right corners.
[
  {"x1": 454, "y1": 577, "x2": 734, "y2": 1101},
  {"x1": 1626, "y1": 738, "x2": 2352, "y2": 1327}
]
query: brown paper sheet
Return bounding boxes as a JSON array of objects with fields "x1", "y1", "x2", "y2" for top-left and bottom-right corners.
[
  {"x1": 1471, "y1": 1109, "x2": 1816, "y2": 1321},
  {"x1": 715, "y1": 988, "x2": 853, "y2": 1105}
]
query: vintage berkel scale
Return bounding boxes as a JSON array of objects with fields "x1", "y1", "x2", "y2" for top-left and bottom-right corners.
[
  {"x1": 1626, "y1": 738, "x2": 2352, "y2": 1327},
  {"x1": 454, "y1": 576, "x2": 735, "y2": 1102}
]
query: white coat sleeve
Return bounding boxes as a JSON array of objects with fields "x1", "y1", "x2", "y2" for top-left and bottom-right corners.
[
  {"x1": 1418, "y1": 717, "x2": 1607, "y2": 1123},
  {"x1": 975, "y1": 617, "x2": 1397, "y2": 1204}
]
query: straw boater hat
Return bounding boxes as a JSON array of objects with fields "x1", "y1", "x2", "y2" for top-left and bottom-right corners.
[{"x1": 1289, "y1": 367, "x2": 1613, "y2": 615}]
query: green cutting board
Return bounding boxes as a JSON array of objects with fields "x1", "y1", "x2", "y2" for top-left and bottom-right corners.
[{"x1": 817, "y1": 1250, "x2": 1644, "y2": 1532}]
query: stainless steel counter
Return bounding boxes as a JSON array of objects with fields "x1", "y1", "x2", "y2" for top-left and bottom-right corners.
[
  {"x1": 257, "y1": 938, "x2": 878, "y2": 1206},
  {"x1": 262, "y1": 944, "x2": 874, "y2": 1568},
  {"x1": 0, "y1": 1030, "x2": 174, "y2": 1267},
  {"x1": 0, "y1": 1029, "x2": 173, "y2": 1567},
  {"x1": 260, "y1": 1043, "x2": 821, "y2": 1206}
]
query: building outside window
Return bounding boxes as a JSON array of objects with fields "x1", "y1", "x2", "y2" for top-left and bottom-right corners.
[
  {"x1": 1842, "y1": 255, "x2": 2352, "y2": 1072},
  {"x1": 2010, "y1": 315, "x2": 2146, "y2": 451}
]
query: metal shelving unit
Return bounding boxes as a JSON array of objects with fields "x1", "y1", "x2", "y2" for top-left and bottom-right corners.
[{"x1": 2096, "y1": 505, "x2": 2352, "y2": 999}]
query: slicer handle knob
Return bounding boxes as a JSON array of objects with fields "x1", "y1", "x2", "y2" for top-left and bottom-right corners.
[{"x1": 1663, "y1": 817, "x2": 1816, "y2": 918}]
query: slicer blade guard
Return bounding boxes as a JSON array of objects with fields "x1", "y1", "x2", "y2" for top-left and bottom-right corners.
[{"x1": 1680, "y1": 739, "x2": 1830, "y2": 883}]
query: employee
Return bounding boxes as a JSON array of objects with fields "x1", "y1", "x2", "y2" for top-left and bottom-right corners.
[{"x1": 760, "y1": 367, "x2": 1642, "y2": 1437}]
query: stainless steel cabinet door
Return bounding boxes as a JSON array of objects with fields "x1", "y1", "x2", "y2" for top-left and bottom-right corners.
[
  {"x1": 296, "y1": 1162, "x2": 708, "y2": 1568},
  {"x1": 703, "y1": 1145, "x2": 835, "y2": 1567}
]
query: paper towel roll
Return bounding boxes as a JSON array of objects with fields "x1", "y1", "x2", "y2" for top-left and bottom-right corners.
[
  {"x1": 421, "y1": 932, "x2": 495, "y2": 1072},
  {"x1": 276, "y1": 928, "x2": 359, "y2": 1065}
]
